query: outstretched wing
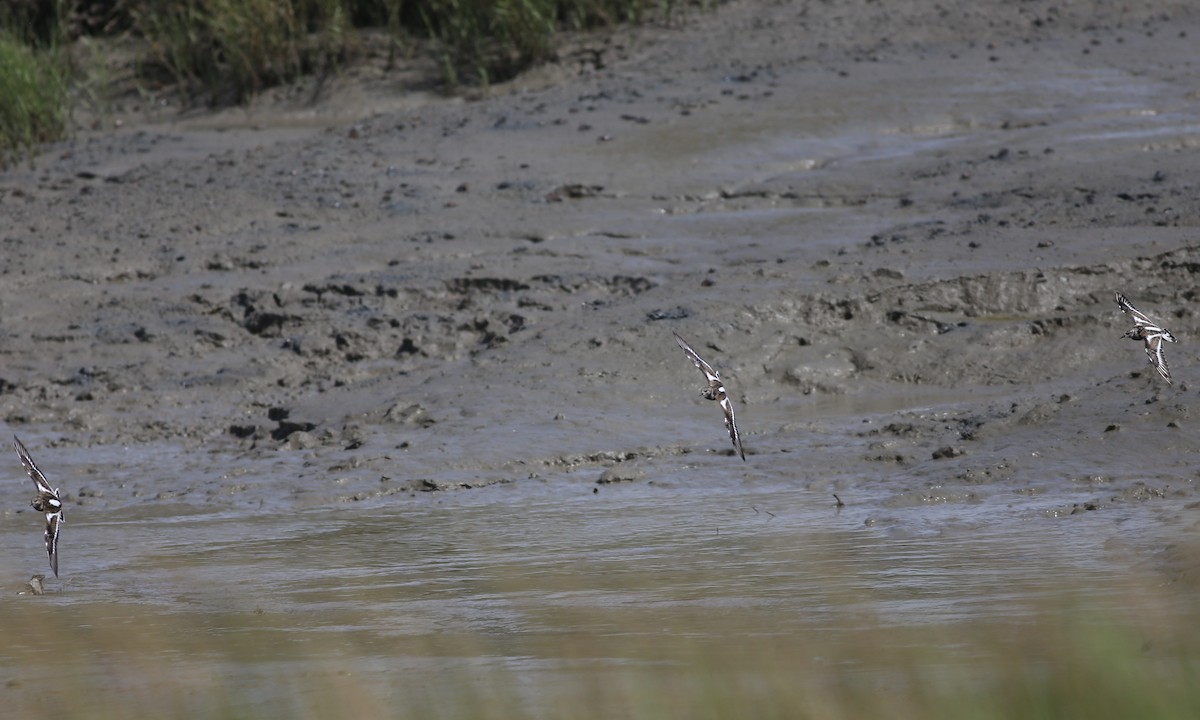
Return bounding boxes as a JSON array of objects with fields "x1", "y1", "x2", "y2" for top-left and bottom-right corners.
[
  {"x1": 14, "y1": 436, "x2": 55, "y2": 497},
  {"x1": 673, "y1": 332, "x2": 721, "y2": 383},
  {"x1": 1116, "y1": 292, "x2": 1165, "y2": 332},
  {"x1": 720, "y1": 395, "x2": 746, "y2": 461},
  {"x1": 1146, "y1": 335, "x2": 1173, "y2": 384},
  {"x1": 45, "y1": 511, "x2": 62, "y2": 577}
]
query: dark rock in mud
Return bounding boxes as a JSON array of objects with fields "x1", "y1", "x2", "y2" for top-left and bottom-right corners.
[
  {"x1": 931, "y1": 445, "x2": 965, "y2": 460},
  {"x1": 597, "y1": 466, "x2": 645, "y2": 484},
  {"x1": 267, "y1": 407, "x2": 318, "y2": 440},
  {"x1": 647, "y1": 307, "x2": 690, "y2": 321}
]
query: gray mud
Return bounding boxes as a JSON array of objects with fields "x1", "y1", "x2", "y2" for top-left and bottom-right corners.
[{"x1": 2, "y1": 0, "x2": 1200, "y2": 712}]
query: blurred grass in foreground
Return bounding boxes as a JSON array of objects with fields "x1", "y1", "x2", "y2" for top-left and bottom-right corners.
[{"x1": 3, "y1": 590, "x2": 1199, "y2": 720}]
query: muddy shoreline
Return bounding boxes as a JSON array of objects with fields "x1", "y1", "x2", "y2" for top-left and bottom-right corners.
[{"x1": 1, "y1": 0, "x2": 1199, "y2": 541}]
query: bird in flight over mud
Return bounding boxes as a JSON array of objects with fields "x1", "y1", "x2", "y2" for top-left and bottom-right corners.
[
  {"x1": 1116, "y1": 292, "x2": 1176, "y2": 384},
  {"x1": 14, "y1": 436, "x2": 64, "y2": 577},
  {"x1": 673, "y1": 332, "x2": 746, "y2": 461}
]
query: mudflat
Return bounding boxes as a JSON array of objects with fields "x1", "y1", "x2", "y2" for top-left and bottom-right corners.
[{"x1": 2, "y1": 0, "x2": 1198, "y2": 502}]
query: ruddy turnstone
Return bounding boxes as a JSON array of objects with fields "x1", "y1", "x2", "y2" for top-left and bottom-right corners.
[
  {"x1": 673, "y1": 332, "x2": 746, "y2": 460},
  {"x1": 14, "y1": 437, "x2": 63, "y2": 577},
  {"x1": 1116, "y1": 292, "x2": 1176, "y2": 384}
]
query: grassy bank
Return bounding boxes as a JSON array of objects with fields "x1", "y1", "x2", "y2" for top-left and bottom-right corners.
[
  {"x1": 0, "y1": 32, "x2": 68, "y2": 168},
  {"x1": 0, "y1": 0, "x2": 697, "y2": 165},
  {"x1": 128, "y1": 0, "x2": 691, "y2": 97}
]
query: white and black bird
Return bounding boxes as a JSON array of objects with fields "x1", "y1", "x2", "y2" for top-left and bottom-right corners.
[
  {"x1": 673, "y1": 332, "x2": 746, "y2": 461},
  {"x1": 14, "y1": 436, "x2": 64, "y2": 577},
  {"x1": 1116, "y1": 292, "x2": 1177, "y2": 384}
]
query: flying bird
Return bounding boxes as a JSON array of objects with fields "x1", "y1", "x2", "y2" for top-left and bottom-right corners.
[
  {"x1": 673, "y1": 332, "x2": 745, "y2": 460},
  {"x1": 14, "y1": 436, "x2": 64, "y2": 577},
  {"x1": 1116, "y1": 292, "x2": 1176, "y2": 384}
]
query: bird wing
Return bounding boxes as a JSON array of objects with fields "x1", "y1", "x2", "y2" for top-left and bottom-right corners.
[
  {"x1": 45, "y1": 511, "x2": 62, "y2": 577},
  {"x1": 1146, "y1": 335, "x2": 1172, "y2": 384},
  {"x1": 674, "y1": 332, "x2": 721, "y2": 383},
  {"x1": 720, "y1": 395, "x2": 746, "y2": 461},
  {"x1": 1117, "y1": 292, "x2": 1163, "y2": 332},
  {"x1": 14, "y1": 436, "x2": 56, "y2": 497}
]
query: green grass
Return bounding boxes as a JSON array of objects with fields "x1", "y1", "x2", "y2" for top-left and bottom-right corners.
[
  {"x1": 0, "y1": 32, "x2": 68, "y2": 168},
  {"x1": 410, "y1": 0, "x2": 699, "y2": 85},
  {"x1": 128, "y1": 0, "x2": 346, "y2": 104},
  {"x1": 0, "y1": 0, "x2": 703, "y2": 162},
  {"x1": 419, "y1": 0, "x2": 556, "y2": 86},
  {"x1": 126, "y1": 0, "x2": 704, "y2": 102}
]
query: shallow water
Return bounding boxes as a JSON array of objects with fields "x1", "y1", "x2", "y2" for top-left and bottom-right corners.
[{"x1": 2, "y1": 460, "x2": 1190, "y2": 717}]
